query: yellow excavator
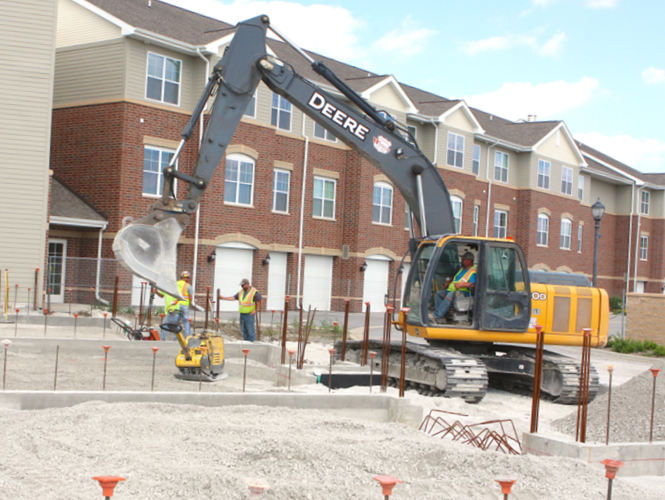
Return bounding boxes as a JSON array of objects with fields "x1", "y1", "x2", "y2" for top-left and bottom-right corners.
[{"x1": 113, "y1": 15, "x2": 608, "y2": 402}]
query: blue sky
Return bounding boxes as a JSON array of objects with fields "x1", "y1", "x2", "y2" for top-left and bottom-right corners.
[{"x1": 165, "y1": 0, "x2": 665, "y2": 173}]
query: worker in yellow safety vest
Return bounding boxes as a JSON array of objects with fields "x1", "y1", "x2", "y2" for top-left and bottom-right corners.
[
  {"x1": 433, "y1": 252, "x2": 476, "y2": 324},
  {"x1": 158, "y1": 271, "x2": 192, "y2": 341},
  {"x1": 220, "y1": 278, "x2": 262, "y2": 342}
]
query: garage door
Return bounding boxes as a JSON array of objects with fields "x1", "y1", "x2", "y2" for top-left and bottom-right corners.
[
  {"x1": 302, "y1": 255, "x2": 333, "y2": 311},
  {"x1": 214, "y1": 245, "x2": 254, "y2": 312},
  {"x1": 362, "y1": 257, "x2": 390, "y2": 312},
  {"x1": 266, "y1": 252, "x2": 288, "y2": 310}
]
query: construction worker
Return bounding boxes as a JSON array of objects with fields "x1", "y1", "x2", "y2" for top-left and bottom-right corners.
[
  {"x1": 433, "y1": 252, "x2": 476, "y2": 323},
  {"x1": 158, "y1": 271, "x2": 192, "y2": 341},
  {"x1": 220, "y1": 278, "x2": 262, "y2": 342}
]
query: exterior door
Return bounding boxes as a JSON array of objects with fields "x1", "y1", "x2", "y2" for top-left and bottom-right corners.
[
  {"x1": 362, "y1": 258, "x2": 390, "y2": 312},
  {"x1": 266, "y1": 252, "x2": 288, "y2": 310},
  {"x1": 47, "y1": 239, "x2": 66, "y2": 303},
  {"x1": 302, "y1": 255, "x2": 333, "y2": 311},
  {"x1": 214, "y1": 246, "x2": 254, "y2": 312}
]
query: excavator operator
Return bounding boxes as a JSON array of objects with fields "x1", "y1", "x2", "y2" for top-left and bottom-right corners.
[{"x1": 433, "y1": 252, "x2": 476, "y2": 323}]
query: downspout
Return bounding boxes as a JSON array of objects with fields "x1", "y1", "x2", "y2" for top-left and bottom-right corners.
[
  {"x1": 296, "y1": 115, "x2": 310, "y2": 309},
  {"x1": 484, "y1": 140, "x2": 499, "y2": 237},
  {"x1": 191, "y1": 48, "x2": 210, "y2": 309},
  {"x1": 632, "y1": 186, "x2": 645, "y2": 292},
  {"x1": 95, "y1": 224, "x2": 109, "y2": 305}
]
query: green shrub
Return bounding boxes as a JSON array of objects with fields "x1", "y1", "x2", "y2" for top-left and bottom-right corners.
[
  {"x1": 652, "y1": 345, "x2": 665, "y2": 357},
  {"x1": 644, "y1": 340, "x2": 659, "y2": 351},
  {"x1": 608, "y1": 295, "x2": 623, "y2": 312},
  {"x1": 609, "y1": 337, "x2": 665, "y2": 356}
]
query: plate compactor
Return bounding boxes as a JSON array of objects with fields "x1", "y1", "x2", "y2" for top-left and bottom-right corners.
[{"x1": 160, "y1": 323, "x2": 227, "y2": 381}]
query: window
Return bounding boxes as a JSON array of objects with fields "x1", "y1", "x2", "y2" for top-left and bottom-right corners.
[
  {"x1": 224, "y1": 154, "x2": 254, "y2": 206},
  {"x1": 146, "y1": 53, "x2": 181, "y2": 105},
  {"x1": 271, "y1": 92, "x2": 292, "y2": 131},
  {"x1": 244, "y1": 90, "x2": 257, "y2": 118},
  {"x1": 405, "y1": 205, "x2": 411, "y2": 230},
  {"x1": 640, "y1": 236, "x2": 648, "y2": 260},
  {"x1": 493, "y1": 210, "x2": 507, "y2": 238},
  {"x1": 373, "y1": 182, "x2": 393, "y2": 224},
  {"x1": 578, "y1": 225, "x2": 583, "y2": 252},
  {"x1": 473, "y1": 205, "x2": 479, "y2": 236},
  {"x1": 641, "y1": 191, "x2": 650, "y2": 215},
  {"x1": 313, "y1": 177, "x2": 336, "y2": 219},
  {"x1": 561, "y1": 167, "x2": 573, "y2": 195},
  {"x1": 578, "y1": 175, "x2": 584, "y2": 200},
  {"x1": 314, "y1": 122, "x2": 336, "y2": 142},
  {"x1": 406, "y1": 125, "x2": 417, "y2": 145},
  {"x1": 272, "y1": 169, "x2": 290, "y2": 213},
  {"x1": 472, "y1": 144, "x2": 480, "y2": 175},
  {"x1": 447, "y1": 132, "x2": 464, "y2": 168},
  {"x1": 451, "y1": 196, "x2": 463, "y2": 234},
  {"x1": 560, "y1": 218, "x2": 572, "y2": 249},
  {"x1": 537, "y1": 214, "x2": 549, "y2": 246},
  {"x1": 142, "y1": 146, "x2": 174, "y2": 196},
  {"x1": 538, "y1": 160, "x2": 550, "y2": 189},
  {"x1": 494, "y1": 151, "x2": 508, "y2": 182}
]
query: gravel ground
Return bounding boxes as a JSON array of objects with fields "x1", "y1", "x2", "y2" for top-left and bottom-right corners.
[{"x1": 553, "y1": 358, "x2": 665, "y2": 443}]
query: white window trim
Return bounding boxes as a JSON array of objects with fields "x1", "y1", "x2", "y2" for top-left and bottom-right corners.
[
  {"x1": 451, "y1": 196, "x2": 463, "y2": 235},
  {"x1": 405, "y1": 205, "x2": 411, "y2": 231},
  {"x1": 537, "y1": 214, "x2": 549, "y2": 247},
  {"x1": 142, "y1": 145, "x2": 176, "y2": 198},
  {"x1": 272, "y1": 168, "x2": 290, "y2": 214},
  {"x1": 560, "y1": 218, "x2": 572, "y2": 250},
  {"x1": 406, "y1": 125, "x2": 417, "y2": 146},
  {"x1": 472, "y1": 205, "x2": 479, "y2": 236},
  {"x1": 313, "y1": 176, "x2": 336, "y2": 220},
  {"x1": 538, "y1": 160, "x2": 550, "y2": 190},
  {"x1": 493, "y1": 210, "x2": 507, "y2": 238},
  {"x1": 243, "y1": 89, "x2": 258, "y2": 119},
  {"x1": 641, "y1": 191, "x2": 650, "y2": 215},
  {"x1": 561, "y1": 166, "x2": 573, "y2": 196},
  {"x1": 578, "y1": 225, "x2": 583, "y2": 253},
  {"x1": 271, "y1": 92, "x2": 292, "y2": 132},
  {"x1": 640, "y1": 235, "x2": 648, "y2": 261},
  {"x1": 224, "y1": 153, "x2": 255, "y2": 207},
  {"x1": 494, "y1": 151, "x2": 509, "y2": 183},
  {"x1": 447, "y1": 132, "x2": 465, "y2": 168},
  {"x1": 313, "y1": 121, "x2": 337, "y2": 142},
  {"x1": 145, "y1": 52, "x2": 182, "y2": 106},
  {"x1": 372, "y1": 181, "x2": 393, "y2": 226},
  {"x1": 472, "y1": 144, "x2": 480, "y2": 176},
  {"x1": 578, "y1": 175, "x2": 584, "y2": 201}
]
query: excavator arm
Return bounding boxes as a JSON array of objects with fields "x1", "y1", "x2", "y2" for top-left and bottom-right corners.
[{"x1": 113, "y1": 15, "x2": 455, "y2": 297}]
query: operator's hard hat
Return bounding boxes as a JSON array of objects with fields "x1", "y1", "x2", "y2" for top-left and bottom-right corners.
[
  {"x1": 461, "y1": 252, "x2": 475, "y2": 262},
  {"x1": 181, "y1": 271, "x2": 191, "y2": 279},
  {"x1": 239, "y1": 278, "x2": 250, "y2": 286}
]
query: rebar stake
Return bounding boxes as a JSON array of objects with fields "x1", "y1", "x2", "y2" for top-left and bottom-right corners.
[
  {"x1": 361, "y1": 302, "x2": 370, "y2": 366},
  {"x1": 399, "y1": 308, "x2": 410, "y2": 398},
  {"x1": 601, "y1": 459, "x2": 624, "y2": 500},
  {"x1": 73, "y1": 313, "x2": 79, "y2": 339},
  {"x1": 369, "y1": 351, "x2": 376, "y2": 393},
  {"x1": 101, "y1": 345, "x2": 111, "y2": 390},
  {"x1": 287, "y1": 348, "x2": 296, "y2": 391},
  {"x1": 53, "y1": 345, "x2": 60, "y2": 391},
  {"x1": 14, "y1": 309, "x2": 19, "y2": 337},
  {"x1": 341, "y1": 298, "x2": 350, "y2": 361},
  {"x1": 242, "y1": 348, "x2": 250, "y2": 392},
  {"x1": 530, "y1": 325, "x2": 545, "y2": 433},
  {"x1": 92, "y1": 476, "x2": 125, "y2": 500},
  {"x1": 495, "y1": 477, "x2": 517, "y2": 500},
  {"x1": 103, "y1": 312, "x2": 108, "y2": 338},
  {"x1": 606, "y1": 364, "x2": 615, "y2": 445},
  {"x1": 150, "y1": 346, "x2": 159, "y2": 391},
  {"x1": 281, "y1": 296, "x2": 290, "y2": 365},
  {"x1": 649, "y1": 368, "x2": 661, "y2": 443},
  {"x1": 328, "y1": 348, "x2": 335, "y2": 393},
  {"x1": 2, "y1": 339, "x2": 11, "y2": 390},
  {"x1": 373, "y1": 475, "x2": 401, "y2": 499}
]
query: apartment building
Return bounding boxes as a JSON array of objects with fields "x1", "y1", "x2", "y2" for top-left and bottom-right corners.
[{"x1": 45, "y1": 0, "x2": 665, "y2": 312}]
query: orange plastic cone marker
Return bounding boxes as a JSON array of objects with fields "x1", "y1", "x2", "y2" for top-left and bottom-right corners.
[
  {"x1": 495, "y1": 477, "x2": 518, "y2": 495},
  {"x1": 287, "y1": 349, "x2": 296, "y2": 357},
  {"x1": 601, "y1": 459, "x2": 624, "y2": 479},
  {"x1": 102, "y1": 345, "x2": 112, "y2": 353},
  {"x1": 150, "y1": 346, "x2": 160, "y2": 354},
  {"x1": 92, "y1": 476, "x2": 125, "y2": 497},
  {"x1": 373, "y1": 475, "x2": 402, "y2": 497}
]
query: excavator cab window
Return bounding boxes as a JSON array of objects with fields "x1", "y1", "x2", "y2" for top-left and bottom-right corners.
[{"x1": 404, "y1": 244, "x2": 434, "y2": 325}]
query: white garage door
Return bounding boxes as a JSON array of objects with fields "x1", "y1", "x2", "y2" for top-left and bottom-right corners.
[
  {"x1": 362, "y1": 257, "x2": 390, "y2": 312},
  {"x1": 303, "y1": 255, "x2": 333, "y2": 311},
  {"x1": 267, "y1": 252, "x2": 288, "y2": 311},
  {"x1": 401, "y1": 263, "x2": 411, "y2": 308},
  {"x1": 131, "y1": 274, "x2": 165, "y2": 308},
  {"x1": 214, "y1": 245, "x2": 254, "y2": 312}
]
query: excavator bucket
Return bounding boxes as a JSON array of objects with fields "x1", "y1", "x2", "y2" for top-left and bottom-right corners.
[{"x1": 112, "y1": 217, "x2": 184, "y2": 299}]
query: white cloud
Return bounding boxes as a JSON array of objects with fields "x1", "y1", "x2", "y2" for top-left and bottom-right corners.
[
  {"x1": 575, "y1": 132, "x2": 665, "y2": 173},
  {"x1": 642, "y1": 67, "x2": 665, "y2": 85},
  {"x1": 584, "y1": 0, "x2": 619, "y2": 8},
  {"x1": 464, "y1": 77, "x2": 600, "y2": 121},
  {"x1": 539, "y1": 32, "x2": 566, "y2": 56},
  {"x1": 371, "y1": 17, "x2": 437, "y2": 57},
  {"x1": 462, "y1": 35, "x2": 537, "y2": 55},
  {"x1": 163, "y1": 0, "x2": 364, "y2": 61}
]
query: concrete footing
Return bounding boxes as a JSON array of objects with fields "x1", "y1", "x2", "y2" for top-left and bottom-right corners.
[{"x1": 523, "y1": 432, "x2": 665, "y2": 477}]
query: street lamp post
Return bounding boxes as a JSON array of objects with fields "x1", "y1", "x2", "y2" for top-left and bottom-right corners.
[{"x1": 592, "y1": 198, "x2": 606, "y2": 287}]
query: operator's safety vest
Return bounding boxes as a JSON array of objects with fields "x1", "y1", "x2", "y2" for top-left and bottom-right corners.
[
  {"x1": 447, "y1": 266, "x2": 477, "y2": 294},
  {"x1": 164, "y1": 280, "x2": 191, "y2": 313},
  {"x1": 238, "y1": 287, "x2": 257, "y2": 314}
]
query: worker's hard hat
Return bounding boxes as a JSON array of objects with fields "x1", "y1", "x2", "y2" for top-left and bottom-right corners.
[
  {"x1": 181, "y1": 271, "x2": 191, "y2": 279},
  {"x1": 239, "y1": 278, "x2": 250, "y2": 286},
  {"x1": 461, "y1": 252, "x2": 474, "y2": 262}
]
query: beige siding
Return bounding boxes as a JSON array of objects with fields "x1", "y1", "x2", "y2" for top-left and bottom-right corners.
[
  {"x1": 255, "y1": 82, "x2": 273, "y2": 125},
  {"x1": 444, "y1": 107, "x2": 474, "y2": 133},
  {"x1": 126, "y1": 39, "x2": 197, "y2": 111},
  {"x1": 53, "y1": 39, "x2": 125, "y2": 106},
  {"x1": 651, "y1": 190, "x2": 664, "y2": 218},
  {"x1": 513, "y1": 153, "x2": 531, "y2": 189},
  {"x1": 0, "y1": 0, "x2": 56, "y2": 294},
  {"x1": 368, "y1": 84, "x2": 406, "y2": 112},
  {"x1": 536, "y1": 129, "x2": 580, "y2": 165},
  {"x1": 590, "y1": 180, "x2": 617, "y2": 214},
  {"x1": 56, "y1": 0, "x2": 121, "y2": 48}
]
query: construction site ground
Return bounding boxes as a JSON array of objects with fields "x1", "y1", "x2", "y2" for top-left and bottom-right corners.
[{"x1": 0, "y1": 314, "x2": 662, "y2": 499}]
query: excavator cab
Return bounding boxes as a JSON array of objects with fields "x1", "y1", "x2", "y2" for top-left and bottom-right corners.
[{"x1": 404, "y1": 237, "x2": 531, "y2": 333}]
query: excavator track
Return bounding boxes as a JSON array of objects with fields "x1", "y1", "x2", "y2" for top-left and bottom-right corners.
[{"x1": 341, "y1": 340, "x2": 489, "y2": 403}]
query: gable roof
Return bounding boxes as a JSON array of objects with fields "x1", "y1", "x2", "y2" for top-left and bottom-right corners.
[{"x1": 50, "y1": 178, "x2": 107, "y2": 227}]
